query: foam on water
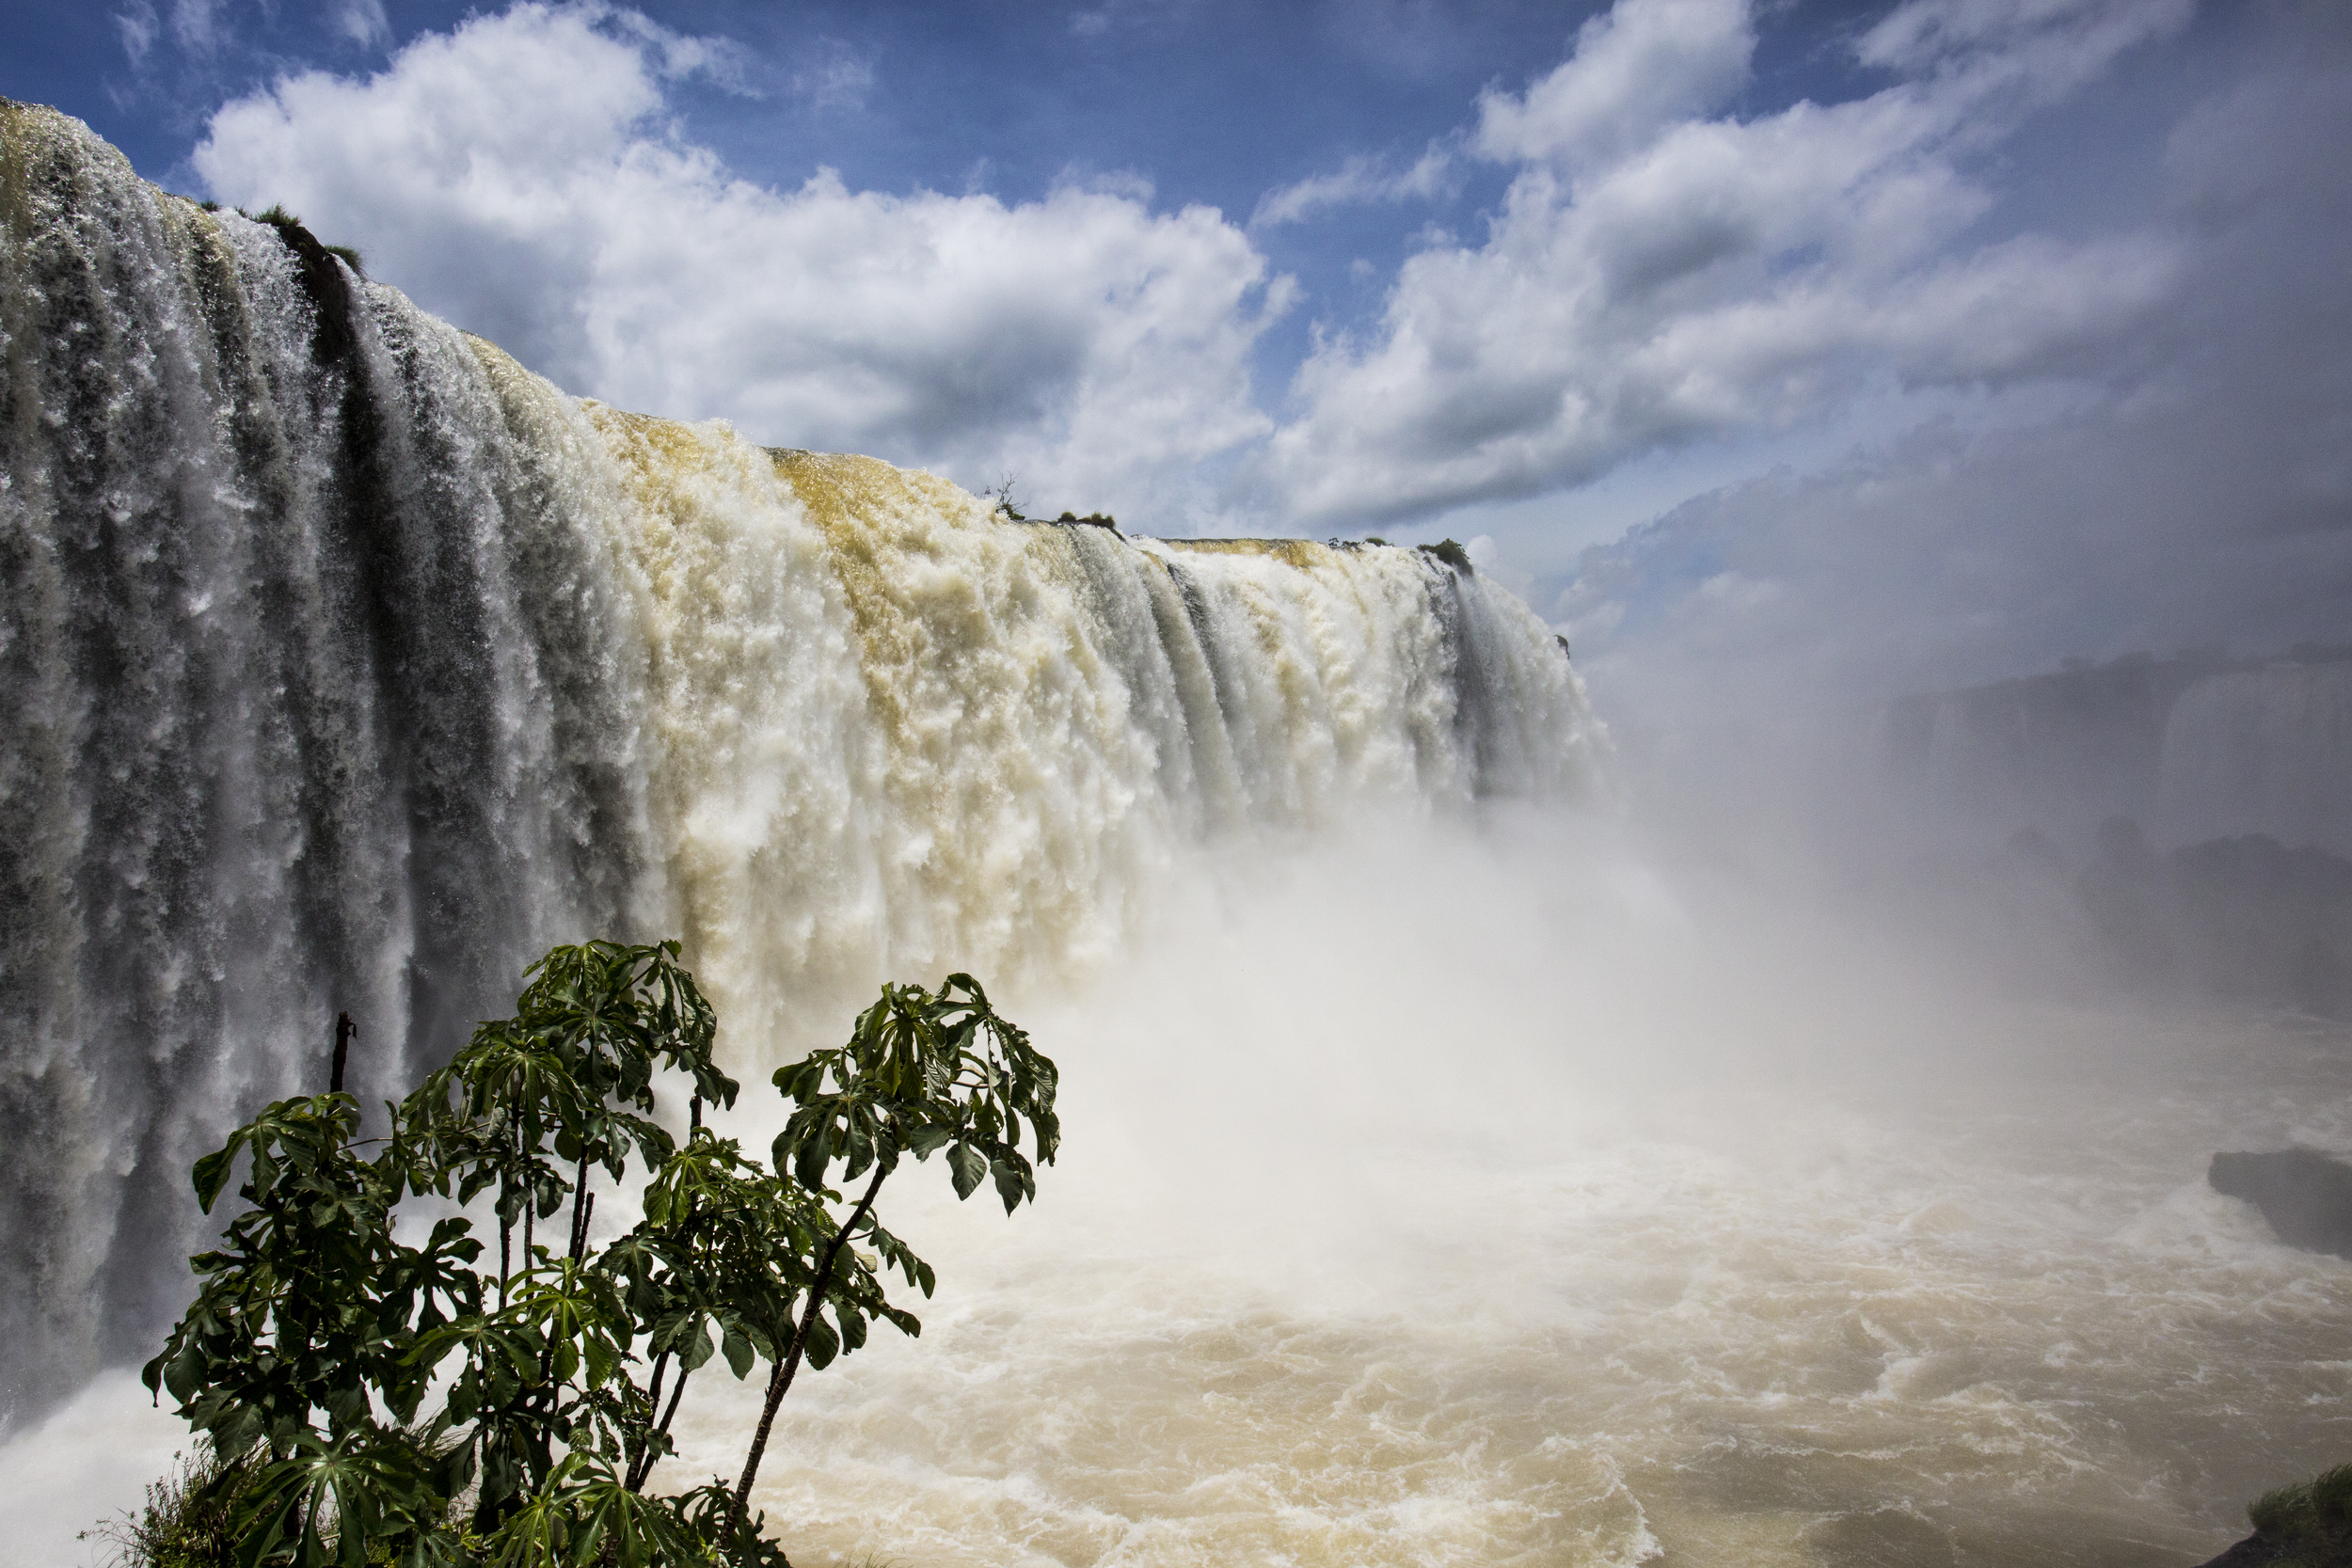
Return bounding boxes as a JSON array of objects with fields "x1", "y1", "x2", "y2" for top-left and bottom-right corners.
[{"x1": 24, "y1": 818, "x2": 2352, "y2": 1567}]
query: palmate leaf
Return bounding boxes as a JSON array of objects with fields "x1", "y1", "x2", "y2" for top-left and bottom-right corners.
[
  {"x1": 481, "y1": 1452, "x2": 710, "y2": 1568},
  {"x1": 673, "y1": 1481, "x2": 792, "y2": 1567},
  {"x1": 146, "y1": 1090, "x2": 426, "y2": 1457},
  {"x1": 743, "y1": 967, "x2": 1057, "y2": 1493},
  {"x1": 230, "y1": 1427, "x2": 447, "y2": 1568}
]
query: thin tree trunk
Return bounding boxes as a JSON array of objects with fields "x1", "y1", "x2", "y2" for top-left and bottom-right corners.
[
  {"x1": 730, "y1": 1164, "x2": 888, "y2": 1531},
  {"x1": 567, "y1": 1152, "x2": 592, "y2": 1261},
  {"x1": 627, "y1": 1364, "x2": 692, "y2": 1491},
  {"x1": 500, "y1": 1118, "x2": 522, "y2": 1307},
  {"x1": 570, "y1": 1190, "x2": 595, "y2": 1264},
  {"x1": 656, "y1": 1365, "x2": 691, "y2": 1447},
  {"x1": 628, "y1": 1349, "x2": 675, "y2": 1492}
]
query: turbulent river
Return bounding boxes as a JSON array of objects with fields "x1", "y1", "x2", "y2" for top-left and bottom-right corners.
[{"x1": 4, "y1": 103, "x2": 2348, "y2": 1567}]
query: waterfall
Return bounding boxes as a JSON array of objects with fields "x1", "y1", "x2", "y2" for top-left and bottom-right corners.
[
  {"x1": 0, "y1": 103, "x2": 1606, "y2": 1422},
  {"x1": 2153, "y1": 663, "x2": 2352, "y2": 857}
]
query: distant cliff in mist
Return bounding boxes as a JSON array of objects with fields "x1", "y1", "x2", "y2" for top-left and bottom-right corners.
[
  {"x1": 1885, "y1": 646, "x2": 2352, "y2": 858},
  {"x1": 1886, "y1": 648, "x2": 2352, "y2": 1017}
]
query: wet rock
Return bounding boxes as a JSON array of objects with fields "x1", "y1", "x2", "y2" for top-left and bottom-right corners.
[
  {"x1": 2196, "y1": 1461, "x2": 2352, "y2": 1567},
  {"x1": 2210, "y1": 1148, "x2": 2352, "y2": 1257}
]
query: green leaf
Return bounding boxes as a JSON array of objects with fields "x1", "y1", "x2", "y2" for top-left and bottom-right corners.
[
  {"x1": 141, "y1": 938, "x2": 1057, "y2": 1558},
  {"x1": 803, "y1": 1315, "x2": 840, "y2": 1370},
  {"x1": 192, "y1": 1133, "x2": 246, "y2": 1211},
  {"x1": 947, "y1": 1142, "x2": 987, "y2": 1201},
  {"x1": 582, "y1": 1331, "x2": 615, "y2": 1389},
  {"x1": 164, "y1": 1341, "x2": 206, "y2": 1403},
  {"x1": 992, "y1": 1157, "x2": 1027, "y2": 1214}
]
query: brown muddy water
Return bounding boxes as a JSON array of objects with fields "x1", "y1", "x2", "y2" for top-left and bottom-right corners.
[{"x1": 16, "y1": 823, "x2": 2349, "y2": 1567}]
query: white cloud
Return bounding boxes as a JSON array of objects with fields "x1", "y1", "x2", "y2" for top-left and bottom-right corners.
[
  {"x1": 1253, "y1": 0, "x2": 2195, "y2": 526},
  {"x1": 182, "y1": 0, "x2": 2263, "y2": 563},
  {"x1": 333, "y1": 0, "x2": 391, "y2": 50},
  {"x1": 790, "y1": 39, "x2": 874, "y2": 112},
  {"x1": 1861, "y1": 0, "x2": 2194, "y2": 88},
  {"x1": 112, "y1": 3, "x2": 158, "y2": 67},
  {"x1": 1251, "y1": 146, "x2": 1451, "y2": 229},
  {"x1": 1474, "y1": 0, "x2": 1753, "y2": 173},
  {"x1": 1556, "y1": 1, "x2": 2352, "y2": 736},
  {"x1": 193, "y1": 2, "x2": 1289, "y2": 528},
  {"x1": 169, "y1": 0, "x2": 226, "y2": 55}
]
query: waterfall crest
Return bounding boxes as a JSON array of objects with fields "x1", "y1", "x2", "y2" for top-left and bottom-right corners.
[{"x1": 0, "y1": 103, "x2": 1607, "y2": 1420}]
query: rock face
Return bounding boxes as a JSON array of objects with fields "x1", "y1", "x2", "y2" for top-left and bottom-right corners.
[
  {"x1": 2209, "y1": 1149, "x2": 2352, "y2": 1257},
  {"x1": 2080, "y1": 823, "x2": 2352, "y2": 1019},
  {"x1": 1882, "y1": 646, "x2": 2352, "y2": 857}
]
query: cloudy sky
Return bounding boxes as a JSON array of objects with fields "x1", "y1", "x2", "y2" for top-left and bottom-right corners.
[{"x1": 8, "y1": 0, "x2": 2349, "y2": 722}]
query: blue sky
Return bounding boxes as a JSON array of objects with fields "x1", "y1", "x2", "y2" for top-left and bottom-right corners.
[{"x1": 7, "y1": 0, "x2": 2348, "y2": 720}]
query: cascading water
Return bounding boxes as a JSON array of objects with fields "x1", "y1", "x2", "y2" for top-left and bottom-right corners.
[
  {"x1": 0, "y1": 103, "x2": 1606, "y2": 1426},
  {"x1": 2153, "y1": 662, "x2": 2352, "y2": 857}
]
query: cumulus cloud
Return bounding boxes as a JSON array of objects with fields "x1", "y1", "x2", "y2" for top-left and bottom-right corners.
[
  {"x1": 1254, "y1": 0, "x2": 2195, "y2": 525},
  {"x1": 183, "y1": 0, "x2": 2330, "y2": 617},
  {"x1": 193, "y1": 2, "x2": 1289, "y2": 526},
  {"x1": 1474, "y1": 0, "x2": 1753, "y2": 172}
]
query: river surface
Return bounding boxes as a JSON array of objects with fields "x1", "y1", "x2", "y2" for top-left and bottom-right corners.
[{"x1": 12, "y1": 822, "x2": 2352, "y2": 1568}]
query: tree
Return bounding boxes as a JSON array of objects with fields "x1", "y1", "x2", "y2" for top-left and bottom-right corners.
[
  {"x1": 732, "y1": 974, "x2": 1059, "y2": 1531},
  {"x1": 981, "y1": 473, "x2": 1026, "y2": 520},
  {"x1": 140, "y1": 942, "x2": 1058, "y2": 1567}
]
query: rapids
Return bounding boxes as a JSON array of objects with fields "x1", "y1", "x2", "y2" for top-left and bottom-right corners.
[{"x1": 11, "y1": 818, "x2": 2352, "y2": 1567}]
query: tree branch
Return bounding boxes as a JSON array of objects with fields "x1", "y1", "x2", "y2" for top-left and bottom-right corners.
[
  {"x1": 731, "y1": 1162, "x2": 889, "y2": 1531},
  {"x1": 567, "y1": 1151, "x2": 593, "y2": 1262}
]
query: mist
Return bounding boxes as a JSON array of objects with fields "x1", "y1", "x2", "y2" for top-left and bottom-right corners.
[
  {"x1": 601, "y1": 812, "x2": 2352, "y2": 1562},
  {"x1": 19, "y1": 781, "x2": 2348, "y2": 1563}
]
